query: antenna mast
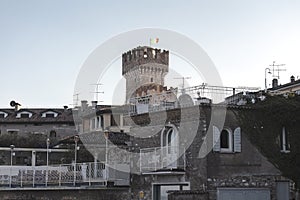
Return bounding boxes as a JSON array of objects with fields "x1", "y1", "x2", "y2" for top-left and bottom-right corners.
[
  {"x1": 269, "y1": 61, "x2": 286, "y2": 79},
  {"x1": 174, "y1": 77, "x2": 191, "y2": 93},
  {"x1": 90, "y1": 83, "x2": 104, "y2": 102},
  {"x1": 72, "y1": 93, "x2": 80, "y2": 107}
]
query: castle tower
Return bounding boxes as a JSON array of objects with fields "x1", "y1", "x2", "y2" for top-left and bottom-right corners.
[{"x1": 122, "y1": 46, "x2": 169, "y2": 102}]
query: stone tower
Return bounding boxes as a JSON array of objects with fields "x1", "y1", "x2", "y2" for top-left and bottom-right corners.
[{"x1": 122, "y1": 46, "x2": 169, "y2": 102}]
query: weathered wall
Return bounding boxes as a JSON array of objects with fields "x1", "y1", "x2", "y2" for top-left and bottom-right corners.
[
  {"x1": 168, "y1": 191, "x2": 208, "y2": 200},
  {"x1": 0, "y1": 188, "x2": 130, "y2": 200}
]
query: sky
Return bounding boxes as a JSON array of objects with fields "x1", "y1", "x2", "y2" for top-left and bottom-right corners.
[{"x1": 0, "y1": 0, "x2": 299, "y2": 108}]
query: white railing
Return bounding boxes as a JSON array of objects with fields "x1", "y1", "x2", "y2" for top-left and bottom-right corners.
[
  {"x1": 139, "y1": 146, "x2": 186, "y2": 173},
  {"x1": 0, "y1": 162, "x2": 129, "y2": 188}
]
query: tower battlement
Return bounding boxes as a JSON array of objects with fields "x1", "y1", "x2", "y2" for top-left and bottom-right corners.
[{"x1": 122, "y1": 46, "x2": 169, "y2": 75}]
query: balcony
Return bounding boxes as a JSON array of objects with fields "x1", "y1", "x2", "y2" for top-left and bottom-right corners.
[
  {"x1": 0, "y1": 162, "x2": 129, "y2": 189},
  {"x1": 139, "y1": 146, "x2": 186, "y2": 174}
]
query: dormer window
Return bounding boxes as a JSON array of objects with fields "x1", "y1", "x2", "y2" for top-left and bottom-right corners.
[
  {"x1": 21, "y1": 113, "x2": 30, "y2": 118},
  {"x1": 16, "y1": 111, "x2": 33, "y2": 118},
  {"x1": 0, "y1": 111, "x2": 8, "y2": 118},
  {"x1": 41, "y1": 111, "x2": 58, "y2": 118}
]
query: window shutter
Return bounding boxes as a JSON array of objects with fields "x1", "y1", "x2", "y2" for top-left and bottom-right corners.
[
  {"x1": 213, "y1": 126, "x2": 221, "y2": 152},
  {"x1": 234, "y1": 127, "x2": 242, "y2": 152}
]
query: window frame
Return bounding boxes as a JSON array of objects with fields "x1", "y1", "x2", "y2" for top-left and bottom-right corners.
[{"x1": 220, "y1": 128, "x2": 233, "y2": 153}]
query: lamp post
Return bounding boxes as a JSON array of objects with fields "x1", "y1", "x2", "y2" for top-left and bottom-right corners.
[
  {"x1": 265, "y1": 68, "x2": 272, "y2": 92},
  {"x1": 9, "y1": 144, "x2": 15, "y2": 187},
  {"x1": 46, "y1": 138, "x2": 50, "y2": 187},
  {"x1": 73, "y1": 135, "x2": 79, "y2": 186}
]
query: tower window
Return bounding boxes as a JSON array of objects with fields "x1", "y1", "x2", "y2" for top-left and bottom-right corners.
[
  {"x1": 143, "y1": 51, "x2": 148, "y2": 58},
  {"x1": 150, "y1": 77, "x2": 153, "y2": 82}
]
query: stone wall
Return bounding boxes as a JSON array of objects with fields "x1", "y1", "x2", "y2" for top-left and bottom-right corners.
[{"x1": 0, "y1": 188, "x2": 129, "y2": 200}]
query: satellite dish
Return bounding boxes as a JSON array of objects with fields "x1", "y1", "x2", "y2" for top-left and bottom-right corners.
[
  {"x1": 10, "y1": 100, "x2": 21, "y2": 107},
  {"x1": 10, "y1": 101, "x2": 16, "y2": 107}
]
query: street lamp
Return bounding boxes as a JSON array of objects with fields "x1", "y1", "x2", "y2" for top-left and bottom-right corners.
[
  {"x1": 73, "y1": 135, "x2": 79, "y2": 186},
  {"x1": 46, "y1": 138, "x2": 50, "y2": 187},
  {"x1": 9, "y1": 144, "x2": 15, "y2": 187},
  {"x1": 265, "y1": 68, "x2": 272, "y2": 92}
]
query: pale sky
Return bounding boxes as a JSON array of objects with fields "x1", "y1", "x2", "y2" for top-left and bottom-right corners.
[{"x1": 0, "y1": 0, "x2": 299, "y2": 108}]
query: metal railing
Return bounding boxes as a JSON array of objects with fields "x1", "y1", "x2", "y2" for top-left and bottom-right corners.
[
  {"x1": 140, "y1": 146, "x2": 186, "y2": 173},
  {"x1": 0, "y1": 162, "x2": 129, "y2": 188}
]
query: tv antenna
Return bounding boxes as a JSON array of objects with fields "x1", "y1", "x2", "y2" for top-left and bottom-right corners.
[
  {"x1": 71, "y1": 93, "x2": 80, "y2": 107},
  {"x1": 90, "y1": 83, "x2": 104, "y2": 102},
  {"x1": 269, "y1": 61, "x2": 286, "y2": 79},
  {"x1": 174, "y1": 77, "x2": 191, "y2": 93}
]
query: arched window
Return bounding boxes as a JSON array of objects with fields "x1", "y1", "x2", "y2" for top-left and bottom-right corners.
[
  {"x1": 213, "y1": 126, "x2": 241, "y2": 153},
  {"x1": 220, "y1": 130, "x2": 230, "y2": 148},
  {"x1": 167, "y1": 129, "x2": 173, "y2": 145},
  {"x1": 220, "y1": 129, "x2": 232, "y2": 152}
]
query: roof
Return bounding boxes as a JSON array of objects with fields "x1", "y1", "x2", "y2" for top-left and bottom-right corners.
[
  {"x1": 0, "y1": 108, "x2": 74, "y2": 124},
  {"x1": 58, "y1": 131, "x2": 131, "y2": 146},
  {"x1": 269, "y1": 79, "x2": 300, "y2": 91}
]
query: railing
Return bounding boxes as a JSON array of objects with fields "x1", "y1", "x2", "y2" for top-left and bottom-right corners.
[
  {"x1": 0, "y1": 162, "x2": 129, "y2": 188},
  {"x1": 140, "y1": 146, "x2": 186, "y2": 173}
]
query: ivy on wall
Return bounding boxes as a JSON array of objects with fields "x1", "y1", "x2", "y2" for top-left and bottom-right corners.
[{"x1": 236, "y1": 95, "x2": 300, "y2": 188}]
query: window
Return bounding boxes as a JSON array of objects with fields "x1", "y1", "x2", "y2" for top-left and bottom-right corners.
[
  {"x1": 20, "y1": 113, "x2": 30, "y2": 118},
  {"x1": 96, "y1": 116, "x2": 101, "y2": 129},
  {"x1": 90, "y1": 118, "x2": 96, "y2": 130},
  {"x1": 220, "y1": 130, "x2": 230, "y2": 148},
  {"x1": 7, "y1": 129, "x2": 19, "y2": 136},
  {"x1": 220, "y1": 129, "x2": 233, "y2": 152},
  {"x1": 0, "y1": 111, "x2": 8, "y2": 118},
  {"x1": 150, "y1": 77, "x2": 153, "y2": 82},
  {"x1": 50, "y1": 130, "x2": 56, "y2": 138},
  {"x1": 45, "y1": 113, "x2": 55, "y2": 118},
  {"x1": 213, "y1": 126, "x2": 241, "y2": 153},
  {"x1": 16, "y1": 111, "x2": 32, "y2": 118},
  {"x1": 41, "y1": 111, "x2": 58, "y2": 118},
  {"x1": 280, "y1": 127, "x2": 290, "y2": 153},
  {"x1": 111, "y1": 115, "x2": 118, "y2": 126},
  {"x1": 100, "y1": 116, "x2": 104, "y2": 129}
]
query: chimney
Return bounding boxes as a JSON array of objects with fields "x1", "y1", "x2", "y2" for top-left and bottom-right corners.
[
  {"x1": 91, "y1": 101, "x2": 97, "y2": 109},
  {"x1": 63, "y1": 105, "x2": 68, "y2": 112},
  {"x1": 291, "y1": 75, "x2": 295, "y2": 83},
  {"x1": 81, "y1": 100, "x2": 88, "y2": 111},
  {"x1": 272, "y1": 78, "x2": 278, "y2": 88}
]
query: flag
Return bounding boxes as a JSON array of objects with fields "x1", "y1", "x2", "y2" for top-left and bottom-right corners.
[{"x1": 150, "y1": 38, "x2": 159, "y2": 44}]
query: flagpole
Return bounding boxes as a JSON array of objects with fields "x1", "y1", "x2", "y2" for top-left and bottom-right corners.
[{"x1": 149, "y1": 38, "x2": 151, "y2": 47}]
